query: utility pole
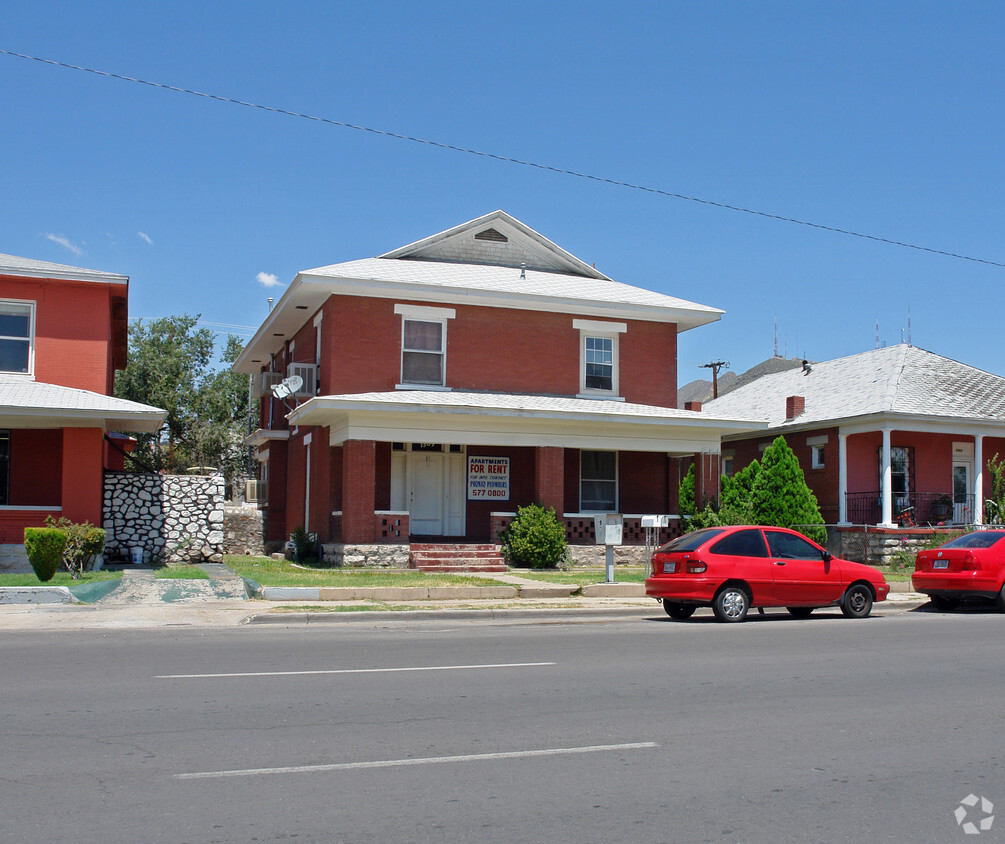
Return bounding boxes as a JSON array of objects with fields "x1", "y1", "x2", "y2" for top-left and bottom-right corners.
[{"x1": 699, "y1": 360, "x2": 730, "y2": 399}]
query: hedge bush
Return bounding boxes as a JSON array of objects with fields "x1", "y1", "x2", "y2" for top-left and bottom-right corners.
[
  {"x1": 500, "y1": 504, "x2": 569, "y2": 569},
  {"x1": 24, "y1": 528, "x2": 67, "y2": 583}
]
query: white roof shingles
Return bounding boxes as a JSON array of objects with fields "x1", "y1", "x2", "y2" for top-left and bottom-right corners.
[
  {"x1": 301, "y1": 257, "x2": 717, "y2": 318},
  {"x1": 0, "y1": 378, "x2": 165, "y2": 432},
  {"x1": 0, "y1": 252, "x2": 127, "y2": 284},
  {"x1": 705, "y1": 345, "x2": 1005, "y2": 428}
]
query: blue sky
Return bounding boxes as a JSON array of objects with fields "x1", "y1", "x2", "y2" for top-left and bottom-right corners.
[{"x1": 2, "y1": 1, "x2": 1002, "y2": 384}]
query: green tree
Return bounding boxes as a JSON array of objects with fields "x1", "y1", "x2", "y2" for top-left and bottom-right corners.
[
  {"x1": 114, "y1": 315, "x2": 251, "y2": 482},
  {"x1": 749, "y1": 436, "x2": 826, "y2": 543},
  {"x1": 987, "y1": 453, "x2": 1005, "y2": 524},
  {"x1": 678, "y1": 463, "x2": 696, "y2": 516},
  {"x1": 719, "y1": 459, "x2": 759, "y2": 524}
]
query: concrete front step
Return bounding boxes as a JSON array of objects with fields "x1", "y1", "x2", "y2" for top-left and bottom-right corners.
[{"x1": 413, "y1": 564, "x2": 509, "y2": 573}]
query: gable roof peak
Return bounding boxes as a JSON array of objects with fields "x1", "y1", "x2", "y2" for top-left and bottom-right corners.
[{"x1": 379, "y1": 210, "x2": 611, "y2": 280}]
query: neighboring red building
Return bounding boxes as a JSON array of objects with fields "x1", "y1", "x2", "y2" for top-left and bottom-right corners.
[
  {"x1": 706, "y1": 345, "x2": 1005, "y2": 528},
  {"x1": 235, "y1": 211, "x2": 757, "y2": 552},
  {"x1": 0, "y1": 253, "x2": 165, "y2": 564}
]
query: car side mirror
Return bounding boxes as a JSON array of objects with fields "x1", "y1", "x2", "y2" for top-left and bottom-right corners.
[{"x1": 822, "y1": 551, "x2": 833, "y2": 563}]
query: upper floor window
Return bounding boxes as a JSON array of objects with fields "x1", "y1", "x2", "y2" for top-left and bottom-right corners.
[
  {"x1": 0, "y1": 301, "x2": 33, "y2": 375},
  {"x1": 573, "y1": 319, "x2": 625, "y2": 399},
  {"x1": 395, "y1": 304, "x2": 455, "y2": 389}
]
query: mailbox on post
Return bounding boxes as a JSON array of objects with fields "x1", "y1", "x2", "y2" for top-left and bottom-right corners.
[{"x1": 593, "y1": 513, "x2": 623, "y2": 583}]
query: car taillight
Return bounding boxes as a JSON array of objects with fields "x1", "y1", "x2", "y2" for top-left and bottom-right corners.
[
  {"x1": 687, "y1": 562, "x2": 706, "y2": 573},
  {"x1": 962, "y1": 552, "x2": 979, "y2": 571}
]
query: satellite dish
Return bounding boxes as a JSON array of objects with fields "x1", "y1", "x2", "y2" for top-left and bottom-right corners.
[{"x1": 271, "y1": 374, "x2": 303, "y2": 401}]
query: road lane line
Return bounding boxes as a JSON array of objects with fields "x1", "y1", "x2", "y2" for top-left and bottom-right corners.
[
  {"x1": 175, "y1": 742, "x2": 659, "y2": 780},
  {"x1": 156, "y1": 661, "x2": 556, "y2": 679}
]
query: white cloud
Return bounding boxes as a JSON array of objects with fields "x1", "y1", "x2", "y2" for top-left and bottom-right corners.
[
  {"x1": 256, "y1": 271, "x2": 282, "y2": 288},
  {"x1": 44, "y1": 233, "x2": 83, "y2": 256},
  {"x1": 138, "y1": 231, "x2": 153, "y2": 245}
]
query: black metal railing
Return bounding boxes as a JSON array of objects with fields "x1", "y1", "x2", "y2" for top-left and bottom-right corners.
[{"x1": 844, "y1": 491, "x2": 975, "y2": 525}]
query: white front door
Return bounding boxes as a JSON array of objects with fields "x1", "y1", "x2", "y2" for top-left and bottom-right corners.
[
  {"x1": 410, "y1": 452, "x2": 445, "y2": 535},
  {"x1": 404, "y1": 447, "x2": 465, "y2": 537},
  {"x1": 953, "y1": 459, "x2": 973, "y2": 524}
]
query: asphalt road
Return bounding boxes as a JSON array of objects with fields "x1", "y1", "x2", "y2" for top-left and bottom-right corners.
[{"x1": 1, "y1": 606, "x2": 1003, "y2": 843}]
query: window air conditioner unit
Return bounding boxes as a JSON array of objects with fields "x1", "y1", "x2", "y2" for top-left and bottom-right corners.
[
  {"x1": 255, "y1": 371, "x2": 283, "y2": 398},
  {"x1": 245, "y1": 479, "x2": 267, "y2": 504},
  {"x1": 287, "y1": 362, "x2": 318, "y2": 397}
]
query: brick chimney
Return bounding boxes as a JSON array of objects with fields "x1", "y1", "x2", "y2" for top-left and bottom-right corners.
[
  {"x1": 684, "y1": 401, "x2": 702, "y2": 412},
  {"x1": 785, "y1": 395, "x2": 805, "y2": 420}
]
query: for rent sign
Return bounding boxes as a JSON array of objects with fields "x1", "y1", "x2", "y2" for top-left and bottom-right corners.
[{"x1": 467, "y1": 456, "x2": 510, "y2": 500}]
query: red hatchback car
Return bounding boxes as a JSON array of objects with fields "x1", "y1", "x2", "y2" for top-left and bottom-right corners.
[
  {"x1": 645, "y1": 525, "x2": 890, "y2": 622},
  {"x1": 912, "y1": 530, "x2": 1005, "y2": 611}
]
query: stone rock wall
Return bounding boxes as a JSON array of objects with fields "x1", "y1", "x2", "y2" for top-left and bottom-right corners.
[
  {"x1": 223, "y1": 504, "x2": 264, "y2": 556},
  {"x1": 832, "y1": 526, "x2": 952, "y2": 566},
  {"x1": 320, "y1": 543, "x2": 412, "y2": 568},
  {"x1": 103, "y1": 472, "x2": 225, "y2": 564}
]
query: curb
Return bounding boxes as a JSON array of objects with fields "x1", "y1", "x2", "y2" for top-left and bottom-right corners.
[
  {"x1": 0, "y1": 586, "x2": 79, "y2": 605},
  {"x1": 245, "y1": 605, "x2": 657, "y2": 624}
]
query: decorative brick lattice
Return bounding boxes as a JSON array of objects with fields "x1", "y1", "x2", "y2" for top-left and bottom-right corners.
[{"x1": 375, "y1": 513, "x2": 409, "y2": 543}]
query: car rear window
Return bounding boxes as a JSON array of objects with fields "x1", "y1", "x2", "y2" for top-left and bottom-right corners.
[
  {"x1": 656, "y1": 528, "x2": 726, "y2": 554},
  {"x1": 710, "y1": 529, "x2": 768, "y2": 558},
  {"x1": 939, "y1": 531, "x2": 1005, "y2": 550}
]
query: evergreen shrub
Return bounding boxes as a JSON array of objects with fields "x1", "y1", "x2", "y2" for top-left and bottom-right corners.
[
  {"x1": 24, "y1": 527, "x2": 67, "y2": 582},
  {"x1": 500, "y1": 504, "x2": 569, "y2": 569}
]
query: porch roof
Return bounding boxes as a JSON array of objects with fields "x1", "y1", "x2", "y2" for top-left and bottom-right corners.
[
  {"x1": 0, "y1": 378, "x2": 166, "y2": 432},
  {"x1": 707, "y1": 344, "x2": 1005, "y2": 436},
  {"x1": 286, "y1": 390, "x2": 761, "y2": 454}
]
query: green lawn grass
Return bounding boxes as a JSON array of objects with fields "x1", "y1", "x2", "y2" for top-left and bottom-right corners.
[
  {"x1": 0, "y1": 570, "x2": 122, "y2": 587},
  {"x1": 224, "y1": 555, "x2": 504, "y2": 588},
  {"x1": 510, "y1": 567, "x2": 647, "y2": 585}
]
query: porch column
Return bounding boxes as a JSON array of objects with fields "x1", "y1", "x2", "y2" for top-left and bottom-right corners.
[
  {"x1": 62, "y1": 428, "x2": 104, "y2": 525},
  {"x1": 975, "y1": 434, "x2": 985, "y2": 525},
  {"x1": 838, "y1": 431, "x2": 848, "y2": 524},
  {"x1": 534, "y1": 446, "x2": 565, "y2": 514},
  {"x1": 880, "y1": 428, "x2": 894, "y2": 527},
  {"x1": 696, "y1": 451, "x2": 721, "y2": 507},
  {"x1": 342, "y1": 439, "x2": 375, "y2": 544}
]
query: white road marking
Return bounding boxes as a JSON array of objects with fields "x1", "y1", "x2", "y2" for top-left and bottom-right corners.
[
  {"x1": 156, "y1": 661, "x2": 556, "y2": 679},
  {"x1": 176, "y1": 742, "x2": 659, "y2": 780}
]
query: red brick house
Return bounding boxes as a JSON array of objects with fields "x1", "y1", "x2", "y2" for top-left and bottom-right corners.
[
  {"x1": 705, "y1": 345, "x2": 1005, "y2": 528},
  {"x1": 0, "y1": 253, "x2": 165, "y2": 566},
  {"x1": 235, "y1": 211, "x2": 758, "y2": 555}
]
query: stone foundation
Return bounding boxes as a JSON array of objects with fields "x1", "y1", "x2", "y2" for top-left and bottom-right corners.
[
  {"x1": 320, "y1": 543, "x2": 413, "y2": 568},
  {"x1": 832, "y1": 525, "x2": 955, "y2": 566}
]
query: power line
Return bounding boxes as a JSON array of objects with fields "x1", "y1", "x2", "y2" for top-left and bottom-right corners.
[{"x1": 3, "y1": 47, "x2": 1004, "y2": 271}]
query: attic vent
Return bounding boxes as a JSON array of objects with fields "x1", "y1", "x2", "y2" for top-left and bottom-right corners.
[{"x1": 474, "y1": 228, "x2": 508, "y2": 243}]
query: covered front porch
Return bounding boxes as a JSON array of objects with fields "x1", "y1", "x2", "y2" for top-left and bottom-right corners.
[
  {"x1": 837, "y1": 421, "x2": 1005, "y2": 528},
  {"x1": 282, "y1": 390, "x2": 760, "y2": 546}
]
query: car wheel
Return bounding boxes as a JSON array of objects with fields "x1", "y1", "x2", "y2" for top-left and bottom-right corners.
[
  {"x1": 930, "y1": 595, "x2": 958, "y2": 612},
  {"x1": 840, "y1": 584, "x2": 873, "y2": 618},
  {"x1": 662, "y1": 601, "x2": 696, "y2": 620},
  {"x1": 996, "y1": 585, "x2": 1005, "y2": 613},
  {"x1": 786, "y1": 607, "x2": 814, "y2": 618},
  {"x1": 712, "y1": 586, "x2": 749, "y2": 623}
]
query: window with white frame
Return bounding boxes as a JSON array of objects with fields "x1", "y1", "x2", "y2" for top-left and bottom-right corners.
[
  {"x1": 395, "y1": 304, "x2": 454, "y2": 388},
  {"x1": 807, "y1": 435, "x2": 828, "y2": 470},
  {"x1": 0, "y1": 301, "x2": 33, "y2": 375},
  {"x1": 722, "y1": 450, "x2": 735, "y2": 477},
  {"x1": 574, "y1": 319, "x2": 625, "y2": 398},
  {"x1": 811, "y1": 445, "x2": 825, "y2": 469},
  {"x1": 581, "y1": 450, "x2": 617, "y2": 511}
]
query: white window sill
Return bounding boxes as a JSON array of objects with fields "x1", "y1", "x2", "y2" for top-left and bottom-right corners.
[
  {"x1": 395, "y1": 384, "x2": 452, "y2": 392},
  {"x1": 576, "y1": 393, "x2": 625, "y2": 402}
]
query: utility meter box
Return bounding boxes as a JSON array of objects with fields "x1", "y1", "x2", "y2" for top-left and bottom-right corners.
[{"x1": 593, "y1": 513, "x2": 624, "y2": 546}]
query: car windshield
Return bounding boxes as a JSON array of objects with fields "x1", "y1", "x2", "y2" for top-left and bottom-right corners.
[
  {"x1": 940, "y1": 531, "x2": 1005, "y2": 550},
  {"x1": 656, "y1": 528, "x2": 726, "y2": 554}
]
